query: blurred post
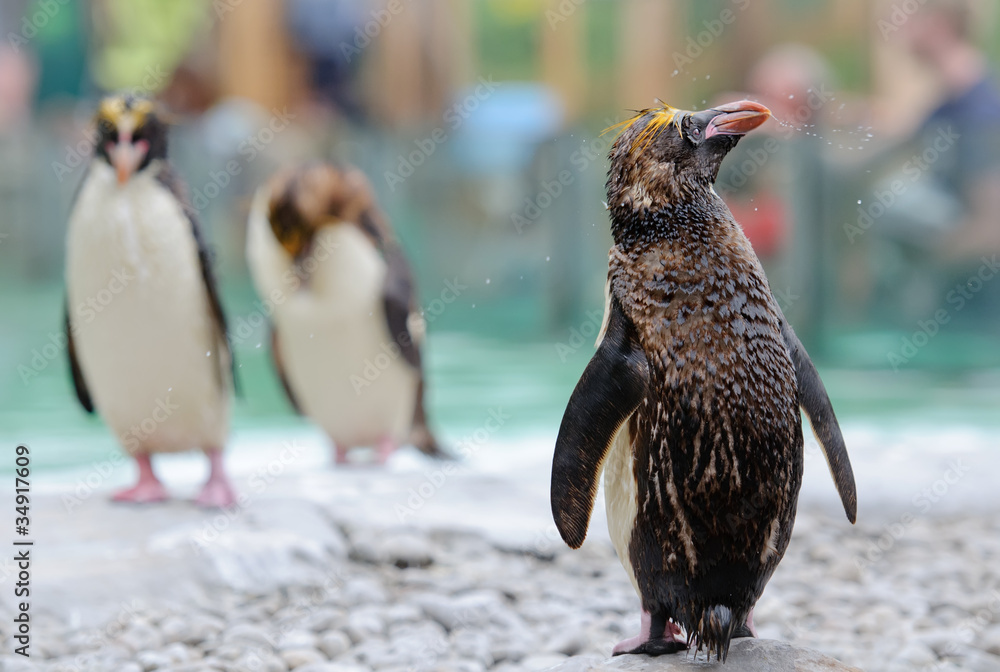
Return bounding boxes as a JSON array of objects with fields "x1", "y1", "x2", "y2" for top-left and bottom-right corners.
[
  {"x1": 540, "y1": 0, "x2": 585, "y2": 122},
  {"x1": 217, "y1": 0, "x2": 304, "y2": 112},
  {"x1": 617, "y1": 0, "x2": 678, "y2": 110}
]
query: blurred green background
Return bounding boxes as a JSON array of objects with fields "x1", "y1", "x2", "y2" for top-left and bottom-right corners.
[{"x1": 2, "y1": 0, "x2": 1000, "y2": 474}]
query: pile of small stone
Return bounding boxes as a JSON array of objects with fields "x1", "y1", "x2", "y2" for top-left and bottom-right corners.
[{"x1": 0, "y1": 507, "x2": 997, "y2": 672}]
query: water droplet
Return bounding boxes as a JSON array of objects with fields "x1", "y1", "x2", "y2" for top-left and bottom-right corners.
[
  {"x1": 546, "y1": 256, "x2": 551, "y2": 261},
  {"x1": 705, "y1": 75, "x2": 711, "y2": 80},
  {"x1": 857, "y1": 200, "x2": 862, "y2": 204},
  {"x1": 485, "y1": 278, "x2": 491, "y2": 284},
  {"x1": 206, "y1": 351, "x2": 211, "y2": 357},
  {"x1": 255, "y1": 343, "x2": 261, "y2": 348},
  {"x1": 672, "y1": 70, "x2": 679, "y2": 76},
  {"x1": 788, "y1": 94, "x2": 795, "y2": 99}
]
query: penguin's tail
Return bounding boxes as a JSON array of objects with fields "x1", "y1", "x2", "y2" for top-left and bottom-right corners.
[
  {"x1": 688, "y1": 604, "x2": 739, "y2": 662},
  {"x1": 410, "y1": 379, "x2": 452, "y2": 459}
]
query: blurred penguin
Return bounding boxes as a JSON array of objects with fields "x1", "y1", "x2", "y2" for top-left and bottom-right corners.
[
  {"x1": 65, "y1": 95, "x2": 236, "y2": 507},
  {"x1": 246, "y1": 163, "x2": 445, "y2": 464}
]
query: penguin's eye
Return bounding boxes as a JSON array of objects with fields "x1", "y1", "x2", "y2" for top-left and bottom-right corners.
[{"x1": 689, "y1": 126, "x2": 702, "y2": 142}]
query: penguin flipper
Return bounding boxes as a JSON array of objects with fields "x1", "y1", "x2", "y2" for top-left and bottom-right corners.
[
  {"x1": 270, "y1": 327, "x2": 302, "y2": 414},
  {"x1": 551, "y1": 297, "x2": 649, "y2": 549},
  {"x1": 357, "y1": 209, "x2": 447, "y2": 457},
  {"x1": 65, "y1": 302, "x2": 94, "y2": 414},
  {"x1": 780, "y1": 318, "x2": 857, "y2": 523},
  {"x1": 379, "y1": 240, "x2": 422, "y2": 370}
]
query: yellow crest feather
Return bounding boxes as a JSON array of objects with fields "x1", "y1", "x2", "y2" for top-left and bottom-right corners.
[
  {"x1": 602, "y1": 100, "x2": 686, "y2": 154},
  {"x1": 95, "y1": 96, "x2": 155, "y2": 130}
]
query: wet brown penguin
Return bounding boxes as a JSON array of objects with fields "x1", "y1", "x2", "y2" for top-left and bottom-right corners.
[{"x1": 550, "y1": 101, "x2": 857, "y2": 661}]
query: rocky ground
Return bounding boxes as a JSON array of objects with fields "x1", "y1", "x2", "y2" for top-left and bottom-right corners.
[{"x1": 0, "y1": 495, "x2": 998, "y2": 672}]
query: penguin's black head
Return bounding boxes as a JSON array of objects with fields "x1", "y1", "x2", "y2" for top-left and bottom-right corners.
[
  {"x1": 266, "y1": 162, "x2": 380, "y2": 260},
  {"x1": 94, "y1": 95, "x2": 169, "y2": 184},
  {"x1": 606, "y1": 100, "x2": 770, "y2": 212}
]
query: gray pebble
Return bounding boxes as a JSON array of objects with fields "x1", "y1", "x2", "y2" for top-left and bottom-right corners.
[
  {"x1": 317, "y1": 631, "x2": 352, "y2": 659},
  {"x1": 282, "y1": 648, "x2": 327, "y2": 668},
  {"x1": 345, "y1": 611, "x2": 385, "y2": 644},
  {"x1": 120, "y1": 622, "x2": 164, "y2": 653},
  {"x1": 278, "y1": 630, "x2": 319, "y2": 651},
  {"x1": 520, "y1": 653, "x2": 569, "y2": 671},
  {"x1": 222, "y1": 623, "x2": 276, "y2": 650}
]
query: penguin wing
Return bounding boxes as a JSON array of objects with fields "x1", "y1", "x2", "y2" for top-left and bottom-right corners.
[
  {"x1": 551, "y1": 296, "x2": 649, "y2": 548},
  {"x1": 780, "y1": 318, "x2": 857, "y2": 523},
  {"x1": 356, "y1": 209, "x2": 448, "y2": 458},
  {"x1": 270, "y1": 327, "x2": 302, "y2": 414},
  {"x1": 156, "y1": 166, "x2": 238, "y2": 394},
  {"x1": 65, "y1": 303, "x2": 95, "y2": 414},
  {"x1": 354, "y1": 208, "x2": 422, "y2": 370}
]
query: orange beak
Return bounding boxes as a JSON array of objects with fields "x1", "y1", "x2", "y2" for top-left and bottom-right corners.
[
  {"x1": 108, "y1": 140, "x2": 149, "y2": 184},
  {"x1": 703, "y1": 100, "x2": 772, "y2": 138}
]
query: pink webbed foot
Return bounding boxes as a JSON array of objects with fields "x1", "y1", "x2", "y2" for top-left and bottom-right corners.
[
  {"x1": 613, "y1": 610, "x2": 687, "y2": 656},
  {"x1": 374, "y1": 436, "x2": 397, "y2": 465},
  {"x1": 112, "y1": 454, "x2": 168, "y2": 504},
  {"x1": 195, "y1": 449, "x2": 236, "y2": 508}
]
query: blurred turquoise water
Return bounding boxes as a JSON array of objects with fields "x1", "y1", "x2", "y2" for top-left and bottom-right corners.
[{"x1": 3, "y1": 281, "x2": 999, "y2": 475}]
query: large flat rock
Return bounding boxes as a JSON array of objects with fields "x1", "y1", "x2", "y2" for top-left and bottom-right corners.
[{"x1": 548, "y1": 639, "x2": 863, "y2": 672}]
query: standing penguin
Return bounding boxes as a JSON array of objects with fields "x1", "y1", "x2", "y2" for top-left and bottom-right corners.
[
  {"x1": 66, "y1": 95, "x2": 236, "y2": 508},
  {"x1": 245, "y1": 163, "x2": 444, "y2": 464},
  {"x1": 550, "y1": 101, "x2": 857, "y2": 660}
]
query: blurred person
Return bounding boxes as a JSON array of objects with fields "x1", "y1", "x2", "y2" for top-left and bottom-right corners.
[
  {"x1": 875, "y1": 0, "x2": 1000, "y2": 328},
  {"x1": 286, "y1": 0, "x2": 368, "y2": 122}
]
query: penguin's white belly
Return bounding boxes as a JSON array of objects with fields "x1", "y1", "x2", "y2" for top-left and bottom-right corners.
[
  {"x1": 604, "y1": 419, "x2": 640, "y2": 595},
  {"x1": 65, "y1": 163, "x2": 229, "y2": 453},
  {"x1": 279, "y1": 299, "x2": 418, "y2": 447},
  {"x1": 268, "y1": 225, "x2": 418, "y2": 447}
]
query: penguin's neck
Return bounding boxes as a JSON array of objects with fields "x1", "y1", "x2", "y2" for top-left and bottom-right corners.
[{"x1": 609, "y1": 188, "x2": 734, "y2": 253}]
